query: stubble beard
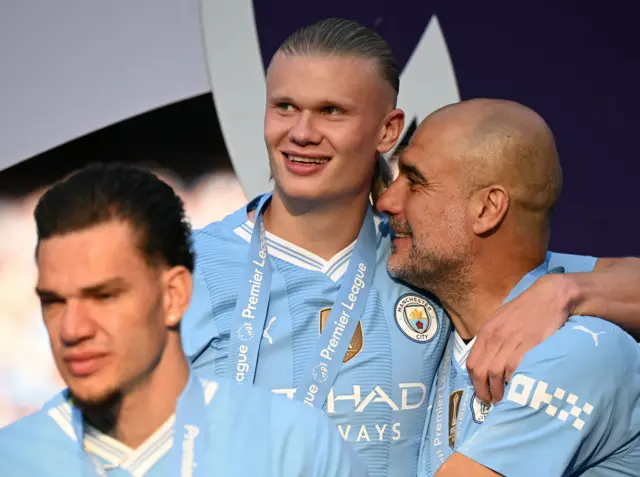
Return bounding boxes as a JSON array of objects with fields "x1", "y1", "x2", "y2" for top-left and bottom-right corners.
[
  {"x1": 68, "y1": 386, "x2": 124, "y2": 435},
  {"x1": 389, "y1": 239, "x2": 473, "y2": 308}
]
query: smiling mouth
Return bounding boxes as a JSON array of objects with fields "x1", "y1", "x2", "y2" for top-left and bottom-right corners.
[{"x1": 283, "y1": 153, "x2": 331, "y2": 165}]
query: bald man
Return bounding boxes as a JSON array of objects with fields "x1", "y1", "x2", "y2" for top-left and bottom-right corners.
[{"x1": 378, "y1": 99, "x2": 640, "y2": 477}]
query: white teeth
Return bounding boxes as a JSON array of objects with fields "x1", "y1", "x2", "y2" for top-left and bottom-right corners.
[{"x1": 288, "y1": 155, "x2": 329, "y2": 164}]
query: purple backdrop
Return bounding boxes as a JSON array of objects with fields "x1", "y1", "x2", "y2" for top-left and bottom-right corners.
[{"x1": 254, "y1": 1, "x2": 639, "y2": 257}]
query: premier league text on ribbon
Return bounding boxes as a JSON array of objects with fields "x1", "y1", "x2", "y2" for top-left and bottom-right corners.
[
  {"x1": 236, "y1": 225, "x2": 268, "y2": 382},
  {"x1": 303, "y1": 262, "x2": 367, "y2": 407},
  {"x1": 181, "y1": 424, "x2": 200, "y2": 477},
  {"x1": 432, "y1": 348, "x2": 451, "y2": 465}
]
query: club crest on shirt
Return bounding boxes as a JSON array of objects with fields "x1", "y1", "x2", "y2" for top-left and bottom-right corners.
[
  {"x1": 394, "y1": 294, "x2": 439, "y2": 342},
  {"x1": 319, "y1": 308, "x2": 364, "y2": 363},
  {"x1": 448, "y1": 390, "x2": 464, "y2": 448},
  {"x1": 471, "y1": 393, "x2": 494, "y2": 423}
]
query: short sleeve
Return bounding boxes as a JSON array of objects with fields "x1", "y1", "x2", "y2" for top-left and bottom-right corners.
[
  {"x1": 547, "y1": 251, "x2": 597, "y2": 273},
  {"x1": 457, "y1": 316, "x2": 640, "y2": 476}
]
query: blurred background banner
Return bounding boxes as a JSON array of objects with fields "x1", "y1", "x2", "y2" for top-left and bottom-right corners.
[{"x1": 0, "y1": 1, "x2": 637, "y2": 426}]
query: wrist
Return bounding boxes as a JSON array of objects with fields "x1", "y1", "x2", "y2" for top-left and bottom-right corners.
[{"x1": 539, "y1": 272, "x2": 583, "y2": 317}]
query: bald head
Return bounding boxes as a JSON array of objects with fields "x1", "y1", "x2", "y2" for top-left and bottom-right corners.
[
  {"x1": 415, "y1": 98, "x2": 562, "y2": 218},
  {"x1": 379, "y1": 98, "x2": 561, "y2": 311}
]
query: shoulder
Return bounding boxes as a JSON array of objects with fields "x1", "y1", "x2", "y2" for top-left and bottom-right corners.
[
  {"x1": 546, "y1": 250, "x2": 597, "y2": 273},
  {"x1": 0, "y1": 408, "x2": 76, "y2": 476},
  {"x1": 192, "y1": 215, "x2": 243, "y2": 248},
  {"x1": 531, "y1": 315, "x2": 636, "y2": 366},
  {"x1": 512, "y1": 316, "x2": 639, "y2": 399},
  {"x1": 0, "y1": 407, "x2": 70, "y2": 456},
  {"x1": 0, "y1": 408, "x2": 55, "y2": 439},
  {"x1": 192, "y1": 195, "x2": 264, "y2": 247}
]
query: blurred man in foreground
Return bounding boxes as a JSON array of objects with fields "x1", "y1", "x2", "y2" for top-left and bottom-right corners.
[
  {"x1": 0, "y1": 163, "x2": 365, "y2": 477},
  {"x1": 378, "y1": 98, "x2": 640, "y2": 476}
]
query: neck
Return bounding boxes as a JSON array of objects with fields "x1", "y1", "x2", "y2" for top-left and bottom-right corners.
[
  {"x1": 84, "y1": 334, "x2": 189, "y2": 449},
  {"x1": 439, "y1": 248, "x2": 546, "y2": 341},
  {"x1": 258, "y1": 188, "x2": 371, "y2": 260}
]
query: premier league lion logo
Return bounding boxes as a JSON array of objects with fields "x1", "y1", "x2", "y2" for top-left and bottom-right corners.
[
  {"x1": 237, "y1": 322, "x2": 255, "y2": 341},
  {"x1": 312, "y1": 363, "x2": 329, "y2": 383}
]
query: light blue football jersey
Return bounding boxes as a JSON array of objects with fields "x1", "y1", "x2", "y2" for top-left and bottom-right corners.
[
  {"x1": 184, "y1": 196, "x2": 451, "y2": 477},
  {"x1": 0, "y1": 373, "x2": 367, "y2": 477},
  {"x1": 418, "y1": 260, "x2": 640, "y2": 477},
  {"x1": 183, "y1": 195, "x2": 599, "y2": 477}
]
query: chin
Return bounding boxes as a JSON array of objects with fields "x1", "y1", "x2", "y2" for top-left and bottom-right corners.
[
  {"x1": 386, "y1": 257, "x2": 406, "y2": 280},
  {"x1": 387, "y1": 245, "x2": 411, "y2": 269},
  {"x1": 64, "y1": 373, "x2": 121, "y2": 410},
  {"x1": 69, "y1": 385, "x2": 122, "y2": 411},
  {"x1": 274, "y1": 176, "x2": 332, "y2": 203}
]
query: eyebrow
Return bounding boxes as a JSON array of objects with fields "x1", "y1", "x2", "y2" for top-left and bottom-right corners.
[
  {"x1": 268, "y1": 94, "x2": 357, "y2": 111},
  {"x1": 35, "y1": 277, "x2": 127, "y2": 299},
  {"x1": 268, "y1": 94, "x2": 295, "y2": 104},
  {"x1": 398, "y1": 161, "x2": 427, "y2": 183}
]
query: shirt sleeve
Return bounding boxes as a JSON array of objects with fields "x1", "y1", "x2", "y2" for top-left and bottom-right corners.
[
  {"x1": 547, "y1": 251, "x2": 597, "y2": 273},
  {"x1": 457, "y1": 316, "x2": 640, "y2": 477}
]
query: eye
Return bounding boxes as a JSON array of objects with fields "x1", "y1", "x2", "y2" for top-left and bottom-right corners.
[
  {"x1": 276, "y1": 102, "x2": 295, "y2": 112},
  {"x1": 95, "y1": 291, "x2": 120, "y2": 302},
  {"x1": 321, "y1": 105, "x2": 343, "y2": 115},
  {"x1": 407, "y1": 175, "x2": 420, "y2": 188},
  {"x1": 40, "y1": 297, "x2": 63, "y2": 307}
]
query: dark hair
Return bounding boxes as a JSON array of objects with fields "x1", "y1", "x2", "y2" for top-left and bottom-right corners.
[
  {"x1": 278, "y1": 18, "x2": 399, "y2": 97},
  {"x1": 278, "y1": 18, "x2": 398, "y2": 202},
  {"x1": 34, "y1": 162, "x2": 194, "y2": 272}
]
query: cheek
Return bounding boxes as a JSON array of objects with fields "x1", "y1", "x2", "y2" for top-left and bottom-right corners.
[
  {"x1": 441, "y1": 206, "x2": 471, "y2": 243},
  {"x1": 405, "y1": 198, "x2": 434, "y2": 234},
  {"x1": 112, "y1": 295, "x2": 165, "y2": 351},
  {"x1": 111, "y1": 312, "x2": 166, "y2": 380},
  {"x1": 264, "y1": 113, "x2": 289, "y2": 147},
  {"x1": 328, "y1": 120, "x2": 376, "y2": 155},
  {"x1": 43, "y1": 316, "x2": 60, "y2": 348}
]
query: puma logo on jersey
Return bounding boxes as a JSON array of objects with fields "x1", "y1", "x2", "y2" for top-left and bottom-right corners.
[
  {"x1": 572, "y1": 325, "x2": 606, "y2": 346},
  {"x1": 263, "y1": 316, "x2": 276, "y2": 344}
]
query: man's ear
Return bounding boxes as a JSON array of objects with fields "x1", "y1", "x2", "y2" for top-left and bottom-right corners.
[
  {"x1": 378, "y1": 108, "x2": 405, "y2": 154},
  {"x1": 162, "y1": 266, "x2": 193, "y2": 328},
  {"x1": 470, "y1": 185, "x2": 510, "y2": 236}
]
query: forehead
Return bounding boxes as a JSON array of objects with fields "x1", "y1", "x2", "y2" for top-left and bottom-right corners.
[
  {"x1": 400, "y1": 121, "x2": 466, "y2": 175},
  {"x1": 266, "y1": 53, "x2": 388, "y2": 107},
  {"x1": 36, "y1": 221, "x2": 149, "y2": 291}
]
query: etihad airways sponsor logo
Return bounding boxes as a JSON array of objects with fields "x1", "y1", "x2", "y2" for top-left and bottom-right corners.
[{"x1": 272, "y1": 382, "x2": 428, "y2": 442}]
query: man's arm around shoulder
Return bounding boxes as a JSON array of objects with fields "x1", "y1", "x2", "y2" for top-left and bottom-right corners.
[{"x1": 436, "y1": 317, "x2": 637, "y2": 477}]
